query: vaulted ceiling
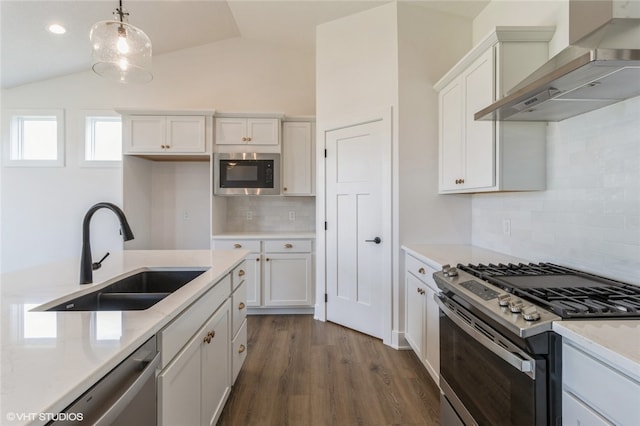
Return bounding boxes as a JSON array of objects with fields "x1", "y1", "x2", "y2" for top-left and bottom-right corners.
[{"x1": 1, "y1": 0, "x2": 489, "y2": 89}]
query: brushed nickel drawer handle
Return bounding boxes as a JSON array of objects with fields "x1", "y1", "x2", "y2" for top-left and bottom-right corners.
[
  {"x1": 418, "y1": 267, "x2": 425, "y2": 274},
  {"x1": 238, "y1": 269, "x2": 245, "y2": 277},
  {"x1": 238, "y1": 302, "x2": 245, "y2": 310},
  {"x1": 233, "y1": 243, "x2": 242, "y2": 249},
  {"x1": 238, "y1": 344, "x2": 246, "y2": 354},
  {"x1": 284, "y1": 243, "x2": 293, "y2": 249}
]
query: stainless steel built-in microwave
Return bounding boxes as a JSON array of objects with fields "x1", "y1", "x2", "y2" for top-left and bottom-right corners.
[{"x1": 214, "y1": 153, "x2": 280, "y2": 195}]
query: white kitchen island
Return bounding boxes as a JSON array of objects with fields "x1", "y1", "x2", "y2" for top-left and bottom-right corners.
[{"x1": 0, "y1": 249, "x2": 247, "y2": 425}]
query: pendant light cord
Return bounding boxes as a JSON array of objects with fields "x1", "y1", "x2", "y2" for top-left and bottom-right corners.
[{"x1": 115, "y1": 0, "x2": 128, "y2": 23}]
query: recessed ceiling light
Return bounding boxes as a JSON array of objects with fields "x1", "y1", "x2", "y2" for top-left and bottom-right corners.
[{"x1": 48, "y1": 24, "x2": 66, "y2": 35}]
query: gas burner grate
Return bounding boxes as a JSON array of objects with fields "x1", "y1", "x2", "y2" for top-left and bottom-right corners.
[{"x1": 458, "y1": 262, "x2": 640, "y2": 319}]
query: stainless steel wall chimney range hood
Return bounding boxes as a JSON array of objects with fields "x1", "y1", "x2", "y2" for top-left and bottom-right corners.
[{"x1": 476, "y1": 17, "x2": 640, "y2": 122}]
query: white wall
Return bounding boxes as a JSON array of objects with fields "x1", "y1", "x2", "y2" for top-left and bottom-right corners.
[
  {"x1": 316, "y1": 1, "x2": 473, "y2": 345},
  {"x1": 1, "y1": 37, "x2": 315, "y2": 273},
  {"x1": 473, "y1": 0, "x2": 569, "y2": 56},
  {"x1": 471, "y1": 0, "x2": 640, "y2": 284},
  {"x1": 472, "y1": 97, "x2": 640, "y2": 284}
]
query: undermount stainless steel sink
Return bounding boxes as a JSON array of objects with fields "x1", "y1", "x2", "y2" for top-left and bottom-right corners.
[{"x1": 45, "y1": 269, "x2": 207, "y2": 311}]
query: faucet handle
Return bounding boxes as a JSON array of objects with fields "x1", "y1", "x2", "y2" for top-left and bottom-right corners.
[{"x1": 92, "y1": 252, "x2": 110, "y2": 271}]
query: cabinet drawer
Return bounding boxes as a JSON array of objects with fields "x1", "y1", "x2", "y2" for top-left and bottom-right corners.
[
  {"x1": 213, "y1": 239, "x2": 261, "y2": 252},
  {"x1": 232, "y1": 260, "x2": 247, "y2": 291},
  {"x1": 263, "y1": 239, "x2": 312, "y2": 253},
  {"x1": 405, "y1": 254, "x2": 438, "y2": 292},
  {"x1": 563, "y1": 390, "x2": 613, "y2": 426},
  {"x1": 563, "y1": 342, "x2": 640, "y2": 425},
  {"x1": 232, "y1": 281, "x2": 247, "y2": 337},
  {"x1": 158, "y1": 275, "x2": 230, "y2": 368},
  {"x1": 232, "y1": 319, "x2": 247, "y2": 383}
]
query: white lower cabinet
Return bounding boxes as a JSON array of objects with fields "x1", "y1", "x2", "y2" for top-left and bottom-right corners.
[
  {"x1": 562, "y1": 341, "x2": 640, "y2": 425},
  {"x1": 157, "y1": 261, "x2": 248, "y2": 426},
  {"x1": 264, "y1": 253, "x2": 313, "y2": 306},
  {"x1": 159, "y1": 300, "x2": 230, "y2": 426},
  {"x1": 212, "y1": 237, "x2": 315, "y2": 309},
  {"x1": 404, "y1": 252, "x2": 439, "y2": 384}
]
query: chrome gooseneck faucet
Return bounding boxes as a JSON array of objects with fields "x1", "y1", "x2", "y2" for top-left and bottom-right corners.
[{"x1": 80, "y1": 202, "x2": 134, "y2": 284}]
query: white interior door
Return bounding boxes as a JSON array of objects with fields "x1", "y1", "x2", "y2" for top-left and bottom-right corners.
[{"x1": 325, "y1": 118, "x2": 391, "y2": 339}]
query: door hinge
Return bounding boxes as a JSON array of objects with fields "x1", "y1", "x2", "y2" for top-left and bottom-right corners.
[
  {"x1": 324, "y1": 221, "x2": 327, "y2": 230},
  {"x1": 325, "y1": 293, "x2": 328, "y2": 303},
  {"x1": 324, "y1": 149, "x2": 327, "y2": 158}
]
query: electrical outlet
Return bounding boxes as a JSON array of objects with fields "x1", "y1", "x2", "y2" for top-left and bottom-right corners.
[
  {"x1": 246, "y1": 211, "x2": 253, "y2": 221},
  {"x1": 289, "y1": 211, "x2": 296, "y2": 221},
  {"x1": 503, "y1": 219, "x2": 511, "y2": 236}
]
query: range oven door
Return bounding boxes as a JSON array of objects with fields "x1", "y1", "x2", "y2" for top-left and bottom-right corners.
[{"x1": 437, "y1": 296, "x2": 547, "y2": 426}]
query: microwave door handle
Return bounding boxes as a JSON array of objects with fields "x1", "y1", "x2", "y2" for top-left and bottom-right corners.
[{"x1": 435, "y1": 296, "x2": 536, "y2": 379}]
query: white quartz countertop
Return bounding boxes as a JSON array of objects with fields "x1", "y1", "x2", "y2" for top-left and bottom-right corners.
[
  {"x1": 554, "y1": 320, "x2": 640, "y2": 380},
  {"x1": 402, "y1": 244, "x2": 640, "y2": 381},
  {"x1": 402, "y1": 243, "x2": 527, "y2": 270},
  {"x1": 0, "y1": 249, "x2": 247, "y2": 425},
  {"x1": 212, "y1": 231, "x2": 316, "y2": 239}
]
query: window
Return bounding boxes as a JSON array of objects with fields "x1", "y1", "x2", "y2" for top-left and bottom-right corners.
[
  {"x1": 3, "y1": 109, "x2": 64, "y2": 167},
  {"x1": 84, "y1": 115, "x2": 122, "y2": 165}
]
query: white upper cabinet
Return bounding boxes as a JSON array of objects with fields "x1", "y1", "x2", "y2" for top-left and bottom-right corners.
[
  {"x1": 435, "y1": 27, "x2": 555, "y2": 193},
  {"x1": 215, "y1": 117, "x2": 280, "y2": 147},
  {"x1": 121, "y1": 111, "x2": 210, "y2": 155},
  {"x1": 282, "y1": 121, "x2": 315, "y2": 196}
]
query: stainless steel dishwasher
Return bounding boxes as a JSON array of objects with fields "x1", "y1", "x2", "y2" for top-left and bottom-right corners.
[{"x1": 49, "y1": 336, "x2": 159, "y2": 426}]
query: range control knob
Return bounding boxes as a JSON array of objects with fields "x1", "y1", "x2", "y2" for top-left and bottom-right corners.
[
  {"x1": 442, "y1": 264, "x2": 451, "y2": 275},
  {"x1": 508, "y1": 300, "x2": 524, "y2": 313},
  {"x1": 522, "y1": 306, "x2": 541, "y2": 322},
  {"x1": 497, "y1": 294, "x2": 511, "y2": 307},
  {"x1": 447, "y1": 267, "x2": 459, "y2": 277}
]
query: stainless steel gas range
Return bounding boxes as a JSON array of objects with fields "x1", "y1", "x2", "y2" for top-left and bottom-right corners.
[{"x1": 433, "y1": 262, "x2": 640, "y2": 426}]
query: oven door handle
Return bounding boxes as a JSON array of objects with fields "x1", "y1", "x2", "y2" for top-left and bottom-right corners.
[{"x1": 436, "y1": 296, "x2": 536, "y2": 379}]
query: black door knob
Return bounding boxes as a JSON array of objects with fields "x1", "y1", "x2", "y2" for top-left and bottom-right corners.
[{"x1": 365, "y1": 237, "x2": 382, "y2": 244}]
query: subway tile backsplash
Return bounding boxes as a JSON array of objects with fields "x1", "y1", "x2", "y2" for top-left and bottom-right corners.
[
  {"x1": 472, "y1": 96, "x2": 640, "y2": 284},
  {"x1": 225, "y1": 196, "x2": 316, "y2": 232}
]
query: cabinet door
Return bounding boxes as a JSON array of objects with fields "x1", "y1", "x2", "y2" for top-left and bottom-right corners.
[
  {"x1": 124, "y1": 116, "x2": 166, "y2": 153},
  {"x1": 439, "y1": 79, "x2": 464, "y2": 191},
  {"x1": 264, "y1": 253, "x2": 312, "y2": 306},
  {"x1": 201, "y1": 301, "x2": 231, "y2": 426},
  {"x1": 563, "y1": 391, "x2": 613, "y2": 426},
  {"x1": 282, "y1": 122, "x2": 314, "y2": 195},
  {"x1": 247, "y1": 118, "x2": 280, "y2": 145},
  {"x1": 158, "y1": 330, "x2": 202, "y2": 426},
  {"x1": 462, "y1": 47, "x2": 495, "y2": 190},
  {"x1": 405, "y1": 273, "x2": 425, "y2": 358},
  {"x1": 424, "y1": 284, "x2": 440, "y2": 383},
  {"x1": 245, "y1": 254, "x2": 262, "y2": 307},
  {"x1": 166, "y1": 116, "x2": 206, "y2": 152},
  {"x1": 215, "y1": 118, "x2": 247, "y2": 145}
]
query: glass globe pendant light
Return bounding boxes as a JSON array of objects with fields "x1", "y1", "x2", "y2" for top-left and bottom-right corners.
[{"x1": 90, "y1": 0, "x2": 152, "y2": 84}]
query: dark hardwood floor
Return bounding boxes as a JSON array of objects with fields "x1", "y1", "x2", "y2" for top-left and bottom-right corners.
[{"x1": 217, "y1": 315, "x2": 440, "y2": 426}]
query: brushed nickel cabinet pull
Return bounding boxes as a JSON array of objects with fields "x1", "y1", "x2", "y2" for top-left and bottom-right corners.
[
  {"x1": 238, "y1": 344, "x2": 246, "y2": 354},
  {"x1": 238, "y1": 302, "x2": 245, "y2": 310},
  {"x1": 238, "y1": 269, "x2": 245, "y2": 277},
  {"x1": 284, "y1": 243, "x2": 293, "y2": 249},
  {"x1": 418, "y1": 267, "x2": 425, "y2": 274},
  {"x1": 233, "y1": 243, "x2": 242, "y2": 249}
]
